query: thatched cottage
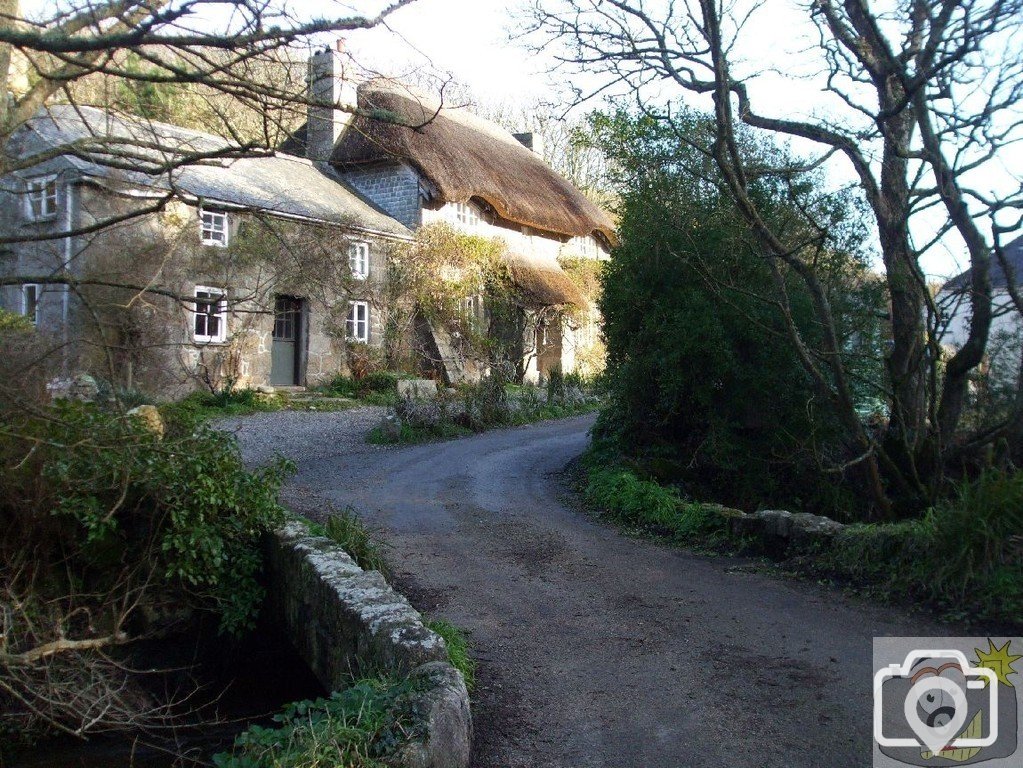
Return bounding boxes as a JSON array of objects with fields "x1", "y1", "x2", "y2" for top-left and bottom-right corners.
[
  {"x1": 1, "y1": 48, "x2": 613, "y2": 395},
  {"x1": 286, "y1": 48, "x2": 615, "y2": 383}
]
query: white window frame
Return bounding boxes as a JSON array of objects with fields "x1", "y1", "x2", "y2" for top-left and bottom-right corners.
[
  {"x1": 452, "y1": 201, "x2": 479, "y2": 228},
  {"x1": 21, "y1": 283, "x2": 40, "y2": 326},
  {"x1": 25, "y1": 175, "x2": 59, "y2": 221},
  {"x1": 193, "y1": 286, "x2": 227, "y2": 343},
  {"x1": 573, "y1": 236, "x2": 598, "y2": 259},
  {"x1": 346, "y1": 300, "x2": 369, "y2": 343},
  {"x1": 200, "y1": 210, "x2": 229, "y2": 247},
  {"x1": 348, "y1": 242, "x2": 370, "y2": 280}
]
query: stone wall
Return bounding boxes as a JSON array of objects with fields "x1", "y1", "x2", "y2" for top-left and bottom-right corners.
[
  {"x1": 706, "y1": 504, "x2": 847, "y2": 556},
  {"x1": 264, "y1": 519, "x2": 472, "y2": 768}
]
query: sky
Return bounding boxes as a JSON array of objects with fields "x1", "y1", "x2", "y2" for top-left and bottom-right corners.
[
  {"x1": 21, "y1": 0, "x2": 1022, "y2": 279},
  {"x1": 342, "y1": 0, "x2": 1020, "y2": 281}
]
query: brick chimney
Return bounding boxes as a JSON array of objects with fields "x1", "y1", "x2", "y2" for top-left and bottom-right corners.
[{"x1": 306, "y1": 41, "x2": 357, "y2": 162}]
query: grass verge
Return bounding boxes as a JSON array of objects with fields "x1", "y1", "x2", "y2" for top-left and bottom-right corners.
[
  {"x1": 426, "y1": 619, "x2": 476, "y2": 692},
  {"x1": 582, "y1": 453, "x2": 1023, "y2": 630}
]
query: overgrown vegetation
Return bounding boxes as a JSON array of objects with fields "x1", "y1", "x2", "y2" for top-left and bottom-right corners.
[
  {"x1": 582, "y1": 456, "x2": 1023, "y2": 629},
  {"x1": 306, "y1": 507, "x2": 390, "y2": 577},
  {"x1": 589, "y1": 110, "x2": 882, "y2": 517},
  {"x1": 426, "y1": 620, "x2": 476, "y2": 692},
  {"x1": 368, "y1": 370, "x2": 600, "y2": 445},
  {"x1": 815, "y1": 470, "x2": 1023, "y2": 627},
  {"x1": 0, "y1": 401, "x2": 292, "y2": 741},
  {"x1": 316, "y1": 372, "x2": 402, "y2": 407},
  {"x1": 212, "y1": 674, "x2": 425, "y2": 768},
  {"x1": 584, "y1": 463, "x2": 729, "y2": 549}
]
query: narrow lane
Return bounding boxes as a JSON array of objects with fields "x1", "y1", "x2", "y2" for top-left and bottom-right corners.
[{"x1": 236, "y1": 411, "x2": 947, "y2": 767}]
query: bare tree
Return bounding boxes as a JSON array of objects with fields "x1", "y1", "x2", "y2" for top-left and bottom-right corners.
[
  {"x1": 1, "y1": 0, "x2": 417, "y2": 213},
  {"x1": 526, "y1": 0, "x2": 1023, "y2": 514}
]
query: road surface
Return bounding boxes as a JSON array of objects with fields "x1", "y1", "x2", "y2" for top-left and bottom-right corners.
[{"x1": 228, "y1": 410, "x2": 947, "y2": 768}]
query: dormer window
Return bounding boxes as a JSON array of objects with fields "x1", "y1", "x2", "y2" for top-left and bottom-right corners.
[
  {"x1": 452, "y1": 202, "x2": 479, "y2": 228},
  {"x1": 25, "y1": 176, "x2": 59, "y2": 221},
  {"x1": 200, "y1": 210, "x2": 229, "y2": 247},
  {"x1": 349, "y1": 242, "x2": 370, "y2": 280}
]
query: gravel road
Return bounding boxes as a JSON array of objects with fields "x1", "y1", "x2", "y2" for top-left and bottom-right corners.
[{"x1": 227, "y1": 407, "x2": 947, "y2": 768}]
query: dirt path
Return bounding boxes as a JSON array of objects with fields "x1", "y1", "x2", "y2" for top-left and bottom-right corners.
[{"x1": 232, "y1": 409, "x2": 947, "y2": 768}]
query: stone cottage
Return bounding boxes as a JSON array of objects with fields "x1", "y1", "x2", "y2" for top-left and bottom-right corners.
[
  {"x1": 1, "y1": 104, "x2": 411, "y2": 395},
  {"x1": 1, "y1": 49, "x2": 615, "y2": 394}
]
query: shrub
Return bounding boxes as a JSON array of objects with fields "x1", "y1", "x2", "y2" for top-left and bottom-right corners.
[
  {"x1": 324, "y1": 374, "x2": 360, "y2": 397},
  {"x1": 0, "y1": 402, "x2": 292, "y2": 738},
  {"x1": 590, "y1": 109, "x2": 876, "y2": 516},
  {"x1": 426, "y1": 620, "x2": 476, "y2": 692},
  {"x1": 213, "y1": 675, "x2": 424, "y2": 768},
  {"x1": 2, "y1": 402, "x2": 291, "y2": 634},
  {"x1": 464, "y1": 369, "x2": 510, "y2": 429},
  {"x1": 361, "y1": 371, "x2": 399, "y2": 394},
  {"x1": 546, "y1": 365, "x2": 566, "y2": 404},
  {"x1": 347, "y1": 343, "x2": 386, "y2": 381}
]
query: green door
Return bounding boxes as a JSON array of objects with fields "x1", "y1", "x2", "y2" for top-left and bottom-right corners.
[{"x1": 271, "y1": 296, "x2": 301, "y2": 386}]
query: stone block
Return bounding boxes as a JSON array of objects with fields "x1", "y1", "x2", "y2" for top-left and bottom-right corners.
[
  {"x1": 397, "y1": 378, "x2": 438, "y2": 399},
  {"x1": 127, "y1": 404, "x2": 164, "y2": 439}
]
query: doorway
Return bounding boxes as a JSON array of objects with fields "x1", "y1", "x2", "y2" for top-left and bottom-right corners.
[{"x1": 271, "y1": 295, "x2": 304, "y2": 386}]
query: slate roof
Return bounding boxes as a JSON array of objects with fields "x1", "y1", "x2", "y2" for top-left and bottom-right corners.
[
  {"x1": 943, "y1": 234, "x2": 1023, "y2": 292},
  {"x1": 9, "y1": 105, "x2": 412, "y2": 239}
]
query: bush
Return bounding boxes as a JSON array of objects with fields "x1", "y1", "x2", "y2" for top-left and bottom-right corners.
[
  {"x1": 0, "y1": 402, "x2": 292, "y2": 738},
  {"x1": 590, "y1": 109, "x2": 877, "y2": 515},
  {"x1": 2, "y1": 402, "x2": 291, "y2": 634},
  {"x1": 546, "y1": 365, "x2": 566, "y2": 404},
  {"x1": 361, "y1": 371, "x2": 399, "y2": 394},
  {"x1": 463, "y1": 369, "x2": 510, "y2": 429},
  {"x1": 213, "y1": 675, "x2": 424, "y2": 768}
]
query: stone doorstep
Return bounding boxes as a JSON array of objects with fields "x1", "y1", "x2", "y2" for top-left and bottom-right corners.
[{"x1": 265, "y1": 520, "x2": 472, "y2": 768}]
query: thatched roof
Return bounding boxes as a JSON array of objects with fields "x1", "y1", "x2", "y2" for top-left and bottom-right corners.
[
  {"x1": 331, "y1": 80, "x2": 616, "y2": 243},
  {"x1": 506, "y1": 254, "x2": 587, "y2": 308}
]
